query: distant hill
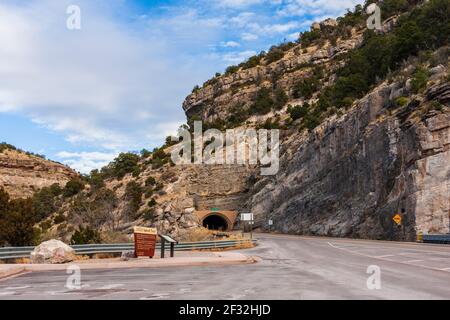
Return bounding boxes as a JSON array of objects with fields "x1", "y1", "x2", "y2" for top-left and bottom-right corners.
[{"x1": 0, "y1": 144, "x2": 78, "y2": 199}]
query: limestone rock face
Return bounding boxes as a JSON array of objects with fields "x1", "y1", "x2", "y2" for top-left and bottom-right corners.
[
  {"x1": 0, "y1": 149, "x2": 78, "y2": 199},
  {"x1": 182, "y1": 35, "x2": 362, "y2": 123},
  {"x1": 246, "y1": 83, "x2": 449, "y2": 240},
  {"x1": 30, "y1": 239, "x2": 77, "y2": 264}
]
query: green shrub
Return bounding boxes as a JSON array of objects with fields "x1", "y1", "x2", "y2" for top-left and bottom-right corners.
[
  {"x1": 125, "y1": 181, "x2": 143, "y2": 216},
  {"x1": 304, "y1": 113, "x2": 321, "y2": 131},
  {"x1": 395, "y1": 96, "x2": 409, "y2": 107},
  {"x1": 299, "y1": 29, "x2": 321, "y2": 48},
  {"x1": 144, "y1": 188, "x2": 154, "y2": 199},
  {"x1": 49, "y1": 183, "x2": 63, "y2": 197},
  {"x1": 151, "y1": 148, "x2": 170, "y2": 169},
  {"x1": 32, "y1": 187, "x2": 58, "y2": 220},
  {"x1": 411, "y1": 67, "x2": 429, "y2": 94},
  {"x1": 225, "y1": 65, "x2": 239, "y2": 75},
  {"x1": 70, "y1": 226, "x2": 102, "y2": 245},
  {"x1": 274, "y1": 88, "x2": 289, "y2": 109},
  {"x1": 0, "y1": 142, "x2": 17, "y2": 153},
  {"x1": 102, "y1": 152, "x2": 141, "y2": 180},
  {"x1": 288, "y1": 104, "x2": 309, "y2": 121},
  {"x1": 249, "y1": 87, "x2": 274, "y2": 115},
  {"x1": 145, "y1": 176, "x2": 157, "y2": 187},
  {"x1": 143, "y1": 209, "x2": 155, "y2": 222},
  {"x1": 132, "y1": 167, "x2": 141, "y2": 178},
  {"x1": 259, "y1": 118, "x2": 281, "y2": 130},
  {"x1": 148, "y1": 199, "x2": 157, "y2": 208},
  {"x1": 0, "y1": 192, "x2": 39, "y2": 246},
  {"x1": 321, "y1": 0, "x2": 449, "y2": 110},
  {"x1": 293, "y1": 77, "x2": 320, "y2": 99},
  {"x1": 140, "y1": 148, "x2": 152, "y2": 158},
  {"x1": 88, "y1": 169, "x2": 105, "y2": 191},
  {"x1": 241, "y1": 55, "x2": 262, "y2": 69},
  {"x1": 266, "y1": 46, "x2": 285, "y2": 64},
  {"x1": 53, "y1": 213, "x2": 66, "y2": 224},
  {"x1": 430, "y1": 101, "x2": 444, "y2": 111},
  {"x1": 63, "y1": 179, "x2": 85, "y2": 197},
  {"x1": 192, "y1": 85, "x2": 200, "y2": 93}
]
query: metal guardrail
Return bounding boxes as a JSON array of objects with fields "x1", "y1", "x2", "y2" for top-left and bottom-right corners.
[
  {"x1": 422, "y1": 234, "x2": 450, "y2": 244},
  {"x1": 0, "y1": 239, "x2": 257, "y2": 260}
]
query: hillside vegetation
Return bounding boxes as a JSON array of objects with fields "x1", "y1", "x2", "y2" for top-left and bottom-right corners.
[{"x1": 0, "y1": 0, "x2": 448, "y2": 245}]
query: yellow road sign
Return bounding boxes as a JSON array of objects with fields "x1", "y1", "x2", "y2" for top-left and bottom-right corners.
[{"x1": 393, "y1": 214, "x2": 402, "y2": 225}]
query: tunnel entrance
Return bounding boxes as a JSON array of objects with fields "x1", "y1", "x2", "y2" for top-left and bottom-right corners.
[{"x1": 203, "y1": 214, "x2": 229, "y2": 231}]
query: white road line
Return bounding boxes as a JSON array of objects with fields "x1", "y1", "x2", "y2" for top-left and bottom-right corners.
[
  {"x1": 374, "y1": 255, "x2": 395, "y2": 258},
  {"x1": 98, "y1": 284, "x2": 124, "y2": 290},
  {"x1": 404, "y1": 260, "x2": 424, "y2": 263},
  {"x1": 327, "y1": 242, "x2": 450, "y2": 273},
  {"x1": 4, "y1": 286, "x2": 30, "y2": 290}
]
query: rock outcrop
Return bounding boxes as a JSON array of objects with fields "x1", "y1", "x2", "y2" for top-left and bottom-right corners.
[
  {"x1": 177, "y1": 13, "x2": 449, "y2": 240},
  {"x1": 182, "y1": 34, "x2": 362, "y2": 123},
  {"x1": 0, "y1": 148, "x2": 77, "y2": 199},
  {"x1": 246, "y1": 83, "x2": 449, "y2": 240}
]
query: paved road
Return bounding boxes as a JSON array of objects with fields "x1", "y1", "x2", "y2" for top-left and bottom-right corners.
[{"x1": 1, "y1": 234, "x2": 450, "y2": 300}]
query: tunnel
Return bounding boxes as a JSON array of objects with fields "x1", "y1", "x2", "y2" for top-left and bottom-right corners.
[{"x1": 203, "y1": 214, "x2": 229, "y2": 231}]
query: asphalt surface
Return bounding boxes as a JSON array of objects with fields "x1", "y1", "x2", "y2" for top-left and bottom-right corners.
[{"x1": 1, "y1": 233, "x2": 449, "y2": 300}]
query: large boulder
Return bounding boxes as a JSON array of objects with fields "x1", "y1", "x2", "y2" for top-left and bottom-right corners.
[{"x1": 30, "y1": 239, "x2": 77, "y2": 264}]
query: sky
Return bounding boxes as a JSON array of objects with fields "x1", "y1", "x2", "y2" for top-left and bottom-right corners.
[{"x1": 0, "y1": 0, "x2": 364, "y2": 173}]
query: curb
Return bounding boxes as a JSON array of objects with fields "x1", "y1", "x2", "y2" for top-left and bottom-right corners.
[
  {"x1": 0, "y1": 253, "x2": 257, "y2": 277},
  {"x1": 0, "y1": 267, "x2": 27, "y2": 281}
]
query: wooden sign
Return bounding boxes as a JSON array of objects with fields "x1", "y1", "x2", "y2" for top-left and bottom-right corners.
[{"x1": 134, "y1": 227, "x2": 157, "y2": 258}]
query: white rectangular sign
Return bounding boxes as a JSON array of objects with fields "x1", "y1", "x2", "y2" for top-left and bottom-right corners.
[
  {"x1": 241, "y1": 213, "x2": 254, "y2": 221},
  {"x1": 268, "y1": 219, "x2": 273, "y2": 226}
]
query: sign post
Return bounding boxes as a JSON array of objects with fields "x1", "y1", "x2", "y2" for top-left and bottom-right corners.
[
  {"x1": 134, "y1": 226, "x2": 157, "y2": 258},
  {"x1": 241, "y1": 213, "x2": 254, "y2": 240},
  {"x1": 268, "y1": 219, "x2": 273, "y2": 232}
]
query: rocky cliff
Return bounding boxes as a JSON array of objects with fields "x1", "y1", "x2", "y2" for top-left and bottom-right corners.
[
  {"x1": 177, "y1": 1, "x2": 450, "y2": 239},
  {"x1": 35, "y1": 0, "x2": 449, "y2": 243},
  {"x1": 247, "y1": 82, "x2": 449, "y2": 240},
  {"x1": 0, "y1": 148, "x2": 78, "y2": 199}
]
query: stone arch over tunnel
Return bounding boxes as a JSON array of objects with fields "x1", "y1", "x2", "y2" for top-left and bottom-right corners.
[
  {"x1": 203, "y1": 214, "x2": 229, "y2": 231},
  {"x1": 195, "y1": 211, "x2": 238, "y2": 232}
]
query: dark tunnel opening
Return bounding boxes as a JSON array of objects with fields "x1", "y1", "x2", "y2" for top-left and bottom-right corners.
[{"x1": 203, "y1": 214, "x2": 229, "y2": 231}]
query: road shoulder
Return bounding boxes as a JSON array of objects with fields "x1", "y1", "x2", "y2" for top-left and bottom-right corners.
[{"x1": 0, "y1": 251, "x2": 257, "y2": 279}]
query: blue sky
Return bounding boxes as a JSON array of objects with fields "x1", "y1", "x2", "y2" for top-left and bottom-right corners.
[{"x1": 0, "y1": 0, "x2": 363, "y2": 173}]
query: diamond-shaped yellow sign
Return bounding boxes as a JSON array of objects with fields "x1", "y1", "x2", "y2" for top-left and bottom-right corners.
[{"x1": 393, "y1": 214, "x2": 402, "y2": 225}]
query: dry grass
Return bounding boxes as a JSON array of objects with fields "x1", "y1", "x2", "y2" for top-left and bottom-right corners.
[
  {"x1": 180, "y1": 227, "x2": 218, "y2": 242},
  {"x1": 208, "y1": 241, "x2": 255, "y2": 252},
  {"x1": 101, "y1": 231, "x2": 132, "y2": 244},
  {"x1": 74, "y1": 255, "x2": 90, "y2": 261},
  {"x1": 91, "y1": 253, "x2": 119, "y2": 259},
  {"x1": 181, "y1": 227, "x2": 251, "y2": 242},
  {"x1": 13, "y1": 257, "x2": 31, "y2": 264}
]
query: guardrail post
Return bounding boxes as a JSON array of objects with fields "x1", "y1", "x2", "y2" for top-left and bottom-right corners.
[{"x1": 161, "y1": 238, "x2": 165, "y2": 259}]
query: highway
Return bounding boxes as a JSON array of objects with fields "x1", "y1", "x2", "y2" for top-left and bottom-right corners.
[{"x1": 1, "y1": 233, "x2": 450, "y2": 300}]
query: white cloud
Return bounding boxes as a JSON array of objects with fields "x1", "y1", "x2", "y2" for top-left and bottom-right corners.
[
  {"x1": 0, "y1": 0, "x2": 222, "y2": 153},
  {"x1": 56, "y1": 151, "x2": 118, "y2": 174},
  {"x1": 229, "y1": 12, "x2": 256, "y2": 27},
  {"x1": 259, "y1": 21, "x2": 300, "y2": 34},
  {"x1": 287, "y1": 32, "x2": 300, "y2": 41},
  {"x1": 222, "y1": 50, "x2": 257, "y2": 63},
  {"x1": 277, "y1": 0, "x2": 363, "y2": 18},
  {"x1": 215, "y1": 0, "x2": 265, "y2": 8},
  {"x1": 221, "y1": 41, "x2": 241, "y2": 48},
  {"x1": 241, "y1": 32, "x2": 259, "y2": 41}
]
